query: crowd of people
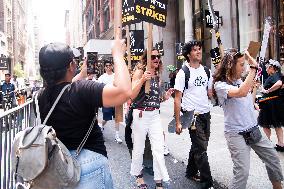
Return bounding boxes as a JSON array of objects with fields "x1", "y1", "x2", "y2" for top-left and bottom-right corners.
[{"x1": 17, "y1": 35, "x2": 284, "y2": 189}]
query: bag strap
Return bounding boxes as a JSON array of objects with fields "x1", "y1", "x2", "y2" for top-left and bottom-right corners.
[
  {"x1": 42, "y1": 84, "x2": 70, "y2": 125},
  {"x1": 181, "y1": 65, "x2": 190, "y2": 91},
  {"x1": 75, "y1": 112, "x2": 97, "y2": 157}
]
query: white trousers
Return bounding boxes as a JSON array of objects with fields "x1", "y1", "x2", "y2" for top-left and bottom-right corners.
[{"x1": 130, "y1": 109, "x2": 170, "y2": 181}]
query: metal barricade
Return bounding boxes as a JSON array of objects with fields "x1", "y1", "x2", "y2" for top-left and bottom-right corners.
[{"x1": 0, "y1": 100, "x2": 35, "y2": 189}]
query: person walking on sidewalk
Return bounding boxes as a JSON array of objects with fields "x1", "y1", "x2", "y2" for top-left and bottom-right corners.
[
  {"x1": 174, "y1": 40, "x2": 213, "y2": 189},
  {"x1": 98, "y1": 59, "x2": 123, "y2": 143},
  {"x1": 214, "y1": 49, "x2": 283, "y2": 189},
  {"x1": 258, "y1": 59, "x2": 284, "y2": 152},
  {"x1": 37, "y1": 39, "x2": 131, "y2": 188},
  {"x1": 130, "y1": 49, "x2": 174, "y2": 189}
]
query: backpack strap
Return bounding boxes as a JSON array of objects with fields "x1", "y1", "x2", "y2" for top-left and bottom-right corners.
[
  {"x1": 41, "y1": 84, "x2": 70, "y2": 125},
  {"x1": 181, "y1": 65, "x2": 190, "y2": 91},
  {"x1": 204, "y1": 66, "x2": 210, "y2": 80},
  {"x1": 36, "y1": 83, "x2": 97, "y2": 157},
  {"x1": 34, "y1": 92, "x2": 42, "y2": 125}
]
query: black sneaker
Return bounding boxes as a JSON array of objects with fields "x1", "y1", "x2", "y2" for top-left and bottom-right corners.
[{"x1": 275, "y1": 144, "x2": 284, "y2": 152}]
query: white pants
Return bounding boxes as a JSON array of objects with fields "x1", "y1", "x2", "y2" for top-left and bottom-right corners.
[{"x1": 130, "y1": 109, "x2": 170, "y2": 181}]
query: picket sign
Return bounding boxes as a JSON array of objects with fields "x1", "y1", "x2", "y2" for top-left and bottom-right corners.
[
  {"x1": 256, "y1": 17, "x2": 274, "y2": 81},
  {"x1": 208, "y1": 0, "x2": 224, "y2": 67}
]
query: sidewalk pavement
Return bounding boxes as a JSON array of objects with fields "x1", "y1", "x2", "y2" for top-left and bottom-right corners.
[{"x1": 161, "y1": 98, "x2": 284, "y2": 189}]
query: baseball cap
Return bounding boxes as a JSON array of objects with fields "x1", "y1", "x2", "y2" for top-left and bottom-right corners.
[
  {"x1": 39, "y1": 43, "x2": 74, "y2": 71},
  {"x1": 268, "y1": 59, "x2": 281, "y2": 69}
]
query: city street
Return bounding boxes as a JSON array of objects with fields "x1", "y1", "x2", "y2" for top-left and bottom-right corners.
[{"x1": 102, "y1": 98, "x2": 284, "y2": 189}]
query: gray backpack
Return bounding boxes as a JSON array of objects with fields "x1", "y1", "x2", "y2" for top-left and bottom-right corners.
[{"x1": 11, "y1": 84, "x2": 96, "y2": 189}]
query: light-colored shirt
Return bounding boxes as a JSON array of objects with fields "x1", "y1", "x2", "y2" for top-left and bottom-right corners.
[
  {"x1": 214, "y1": 79, "x2": 257, "y2": 133},
  {"x1": 174, "y1": 64, "x2": 212, "y2": 114},
  {"x1": 97, "y1": 73, "x2": 114, "y2": 85}
]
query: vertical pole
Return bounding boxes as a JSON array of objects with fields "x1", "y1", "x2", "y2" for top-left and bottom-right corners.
[
  {"x1": 114, "y1": 0, "x2": 123, "y2": 123},
  {"x1": 126, "y1": 25, "x2": 131, "y2": 71},
  {"x1": 145, "y1": 23, "x2": 153, "y2": 93}
]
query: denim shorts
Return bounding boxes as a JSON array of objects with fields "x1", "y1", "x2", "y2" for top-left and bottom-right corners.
[{"x1": 66, "y1": 149, "x2": 114, "y2": 189}]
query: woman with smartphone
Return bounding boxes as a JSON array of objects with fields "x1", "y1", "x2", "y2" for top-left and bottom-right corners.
[{"x1": 36, "y1": 38, "x2": 131, "y2": 189}]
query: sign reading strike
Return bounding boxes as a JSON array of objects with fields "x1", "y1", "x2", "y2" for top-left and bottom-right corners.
[
  {"x1": 122, "y1": 0, "x2": 140, "y2": 26},
  {"x1": 134, "y1": 0, "x2": 168, "y2": 27}
]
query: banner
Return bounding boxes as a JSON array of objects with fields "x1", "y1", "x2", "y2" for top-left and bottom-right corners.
[
  {"x1": 122, "y1": 0, "x2": 140, "y2": 26},
  {"x1": 0, "y1": 57, "x2": 8, "y2": 70},
  {"x1": 134, "y1": 0, "x2": 168, "y2": 27}
]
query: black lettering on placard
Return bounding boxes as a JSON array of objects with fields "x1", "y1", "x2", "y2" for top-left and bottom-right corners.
[{"x1": 134, "y1": 0, "x2": 168, "y2": 27}]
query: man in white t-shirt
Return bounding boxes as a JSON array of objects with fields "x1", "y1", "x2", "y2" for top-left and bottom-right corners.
[
  {"x1": 98, "y1": 60, "x2": 122, "y2": 143},
  {"x1": 174, "y1": 40, "x2": 213, "y2": 189}
]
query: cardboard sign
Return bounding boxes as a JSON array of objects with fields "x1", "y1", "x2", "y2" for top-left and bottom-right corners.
[
  {"x1": 134, "y1": 0, "x2": 168, "y2": 27},
  {"x1": 210, "y1": 47, "x2": 221, "y2": 65},
  {"x1": 247, "y1": 41, "x2": 261, "y2": 59},
  {"x1": 122, "y1": 0, "x2": 140, "y2": 26}
]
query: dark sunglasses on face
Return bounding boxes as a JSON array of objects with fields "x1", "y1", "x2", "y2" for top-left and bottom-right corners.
[{"x1": 151, "y1": 55, "x2": 161, "y2": 60}]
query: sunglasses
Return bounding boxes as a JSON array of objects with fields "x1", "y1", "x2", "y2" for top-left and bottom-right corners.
[
  {"x1": 151, "y1": 55, "x2": 161, "y2": 60},
  {"x1": 232, "y1": 51, "x2": 244, "y2": 58}
]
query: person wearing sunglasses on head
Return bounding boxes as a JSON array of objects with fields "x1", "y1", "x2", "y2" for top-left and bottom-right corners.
[
  {"x1": 130, "y1": 48, "x2": 174, "y2": 189},
  {"x1": 174, "y1": 40, "x2": 213, "y2": 189},
  {"x1": 214, "y1": 49, "x2": 283, "y2": 189}
]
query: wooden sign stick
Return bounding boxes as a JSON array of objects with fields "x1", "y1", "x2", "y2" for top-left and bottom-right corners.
[
  {"x1": 126, "y1": 25, "x2": 131, "y2": 71},
  {"x1": 114, "y1": 0, "x2": 123, "y2": 123},
  {"x1": 145, "y1": 23, "x2": 153, "y2": 94}
]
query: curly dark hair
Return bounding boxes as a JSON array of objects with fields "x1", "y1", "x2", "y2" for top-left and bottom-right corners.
[
  {"x1": 213, "y1": 48, "x2": 244, "y2": 85},
  {"x1": 182, "y1": 40, "x2": 202, "y2": 62}
]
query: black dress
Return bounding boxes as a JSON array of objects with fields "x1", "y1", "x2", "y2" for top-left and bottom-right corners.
[{"x1": 258, "y1": 72, "x2": 284, "y2": 128}]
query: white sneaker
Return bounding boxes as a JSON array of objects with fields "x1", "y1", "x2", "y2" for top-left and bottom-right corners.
[
  {"x1": 164, "y1": 145, "x2": 170, "y2": 156},
  {"x1": 115, "y1": 135, "x2": 122, "y2": 144}
]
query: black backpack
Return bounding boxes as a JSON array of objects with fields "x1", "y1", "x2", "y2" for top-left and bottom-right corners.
[{"x1": 181, "y1": 65, "x2": 210, "y2": 91}]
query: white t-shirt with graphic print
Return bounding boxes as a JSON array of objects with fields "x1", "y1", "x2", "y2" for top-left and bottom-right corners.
[{"x1": 174, "y1": 63, "x2": 213, "y2": 114}]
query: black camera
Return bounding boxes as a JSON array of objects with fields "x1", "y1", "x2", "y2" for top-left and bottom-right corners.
[{"x1": 87, "y1": 52, "x2": 98, "y2": 74}]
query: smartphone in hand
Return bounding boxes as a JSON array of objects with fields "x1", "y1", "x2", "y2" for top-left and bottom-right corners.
[{"x1": 87, "y1": 52, "x2": 98, "y2": 74}]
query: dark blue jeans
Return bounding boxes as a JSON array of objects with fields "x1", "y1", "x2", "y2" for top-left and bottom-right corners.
[{"x1": 186, "y1": 112, "x2": 212, "y2": 183}]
